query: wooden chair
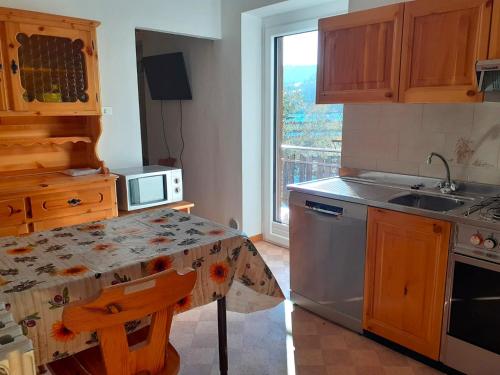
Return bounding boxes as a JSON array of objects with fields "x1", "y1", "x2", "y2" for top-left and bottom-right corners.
[{"x1": 48, "y1": 268, "x2": 196, "y2": 375}]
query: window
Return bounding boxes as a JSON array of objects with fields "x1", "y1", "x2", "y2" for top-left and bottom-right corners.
[{"x1": 273, "y1": 31, "x2": 343, "y2": 225}]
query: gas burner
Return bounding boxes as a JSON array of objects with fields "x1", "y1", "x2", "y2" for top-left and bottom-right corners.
[
  {"x1": 465, "y1": 195, "x2": 500, "y2": 222},
  {"x1": 465, "y1": 196, "x2": 499, "y2": 216},
  {"x1": 489, "y1": 207, "x2": 500, "y2": 221}
]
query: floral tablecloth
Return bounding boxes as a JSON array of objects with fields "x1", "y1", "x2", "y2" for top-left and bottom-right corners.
[{"x1": 0, "y1": 208, "x2": 284, "y2": 365}]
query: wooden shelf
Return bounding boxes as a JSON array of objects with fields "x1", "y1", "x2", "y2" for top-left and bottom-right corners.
[{"x1": 0, "y1": 136, "x2": 92, "y2": 147}]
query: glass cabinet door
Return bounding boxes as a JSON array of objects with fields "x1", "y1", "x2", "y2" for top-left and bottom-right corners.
[{"x1": 4, "y1": 22, "x2": 99, "y2": 113}]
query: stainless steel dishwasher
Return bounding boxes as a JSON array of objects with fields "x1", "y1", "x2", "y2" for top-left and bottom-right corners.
[{"x1": 289, "y1": 191, "x2": 367, "y2": 333}]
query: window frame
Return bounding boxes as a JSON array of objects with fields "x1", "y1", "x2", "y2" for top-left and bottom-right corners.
[{"x1": 262, "y1": 19, "x2": 320, "y2": 248}]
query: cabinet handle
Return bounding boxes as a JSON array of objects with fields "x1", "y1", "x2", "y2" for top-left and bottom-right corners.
[
  {"x1": 67, "y1": 198, "x2": 82, "y2": 206},
  {"x1": 384, "y1": 91, "x2": 393, "y2": 98},
  {"x1": 466, "y1": 90, "x2": 476, "y2": 97},
  {"x1": 10, "y1": 60, "x2": 18, "y2": 74}
]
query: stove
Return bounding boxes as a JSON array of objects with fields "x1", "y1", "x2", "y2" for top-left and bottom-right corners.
[
  {"x1": 459, "y1": 195, "x2": 500, "y2": 264},
  {"x1": 441, "y1": 195, "x2": 500, "y2": 374}
]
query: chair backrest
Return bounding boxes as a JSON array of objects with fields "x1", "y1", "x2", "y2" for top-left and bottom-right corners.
[{"x1": 63, "y1": 268, "x2": 197, "y2": 375}]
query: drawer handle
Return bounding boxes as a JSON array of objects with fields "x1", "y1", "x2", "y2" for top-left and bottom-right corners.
[
  {"x1": 7, "y1": 206, "x2": 22, "y2": 215},
  {"x1": 67, "y1": 198, "x2": 82, "y2": 207},
  {"x1": 11, "y1": 60, "x2": 18, "y2": 75}
]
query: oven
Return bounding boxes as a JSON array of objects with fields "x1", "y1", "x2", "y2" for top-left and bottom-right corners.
[{"x1": 441, "y1": 224, "x2": 500, "y2": 375}]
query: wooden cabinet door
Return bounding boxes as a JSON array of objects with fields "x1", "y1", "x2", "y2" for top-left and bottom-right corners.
[
  {"x1": 316, "y1": 4, "x2": 404, "y2": 103},
  {"x1": 4, "y1": 21, "x2": 99, "y2": 113},
  {"x1": 489, "y1": 0, "x2": 500, "y2": 58},
  {"x1": 399, "y1": 0, "x2": 492, "y2": 103},
  {"x1": 364, "y1": 208, "x2": 451, "y2": 360}
]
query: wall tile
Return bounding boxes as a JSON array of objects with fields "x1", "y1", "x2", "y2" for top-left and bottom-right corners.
[
  {"x1": 375, "y1": 160, "x2": 420, "y2": 175},
  {"x1": 473, "y1": 102, "x2": 500, "y2": 135},
  {"x1": 342, "y1": 130, "x2": 398, "y2": 160},
  {"x1": 422, "y1": 104, "x2": 474, "y2": 134},
  {"x1": 418, "y1": 163, "x2": 448, "y2": 179},
  {"x1": 379, "y1": 103, "x2": 423, "y2": 132},
  {"x1": 343, "y1": 104, "x2": 382, "y2": 131},
  {"x1": 398, "y1": 128, "x2": 446, "y2": 163},
  {"x1": 465, "y1": 165, "x2": 500, "y2": 185},
  {"x1": 341, "y1": 156, "x2": 377, "y2": 170},
  {"x1": 341, "y1": 101, "x2": 500, "y2": 185}
]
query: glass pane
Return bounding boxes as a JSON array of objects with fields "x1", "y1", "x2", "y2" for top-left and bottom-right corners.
[
  {"x1": 274, "y1": 31, "x2": 343, "y2": 225},
  {"x1": 17, "y1": 33, "x2": 89, "y2": 103},
  {"x1": 449, "y1": 261, "x2": 500, "y2": 355}
]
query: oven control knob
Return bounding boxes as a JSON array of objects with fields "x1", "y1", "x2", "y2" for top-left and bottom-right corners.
[
  {"x1": 484, "y1": 237, "x2": 497, "y2": 250},
  {"x1": 470, "y1": 233, "x2": 483, "y2": 246}
]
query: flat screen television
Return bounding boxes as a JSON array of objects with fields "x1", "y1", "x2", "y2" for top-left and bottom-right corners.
[{"x1": 142, "y1": 52, "x2": 192, "y2": 100}]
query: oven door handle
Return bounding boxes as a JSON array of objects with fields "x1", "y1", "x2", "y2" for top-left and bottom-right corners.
[{"x1": 451, "y1": 252, "x2": 500, "y2": 272}]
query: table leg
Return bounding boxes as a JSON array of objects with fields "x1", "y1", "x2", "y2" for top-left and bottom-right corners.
[{"x1": 217, "y1": 297, "x2": 228, "y2": 375}]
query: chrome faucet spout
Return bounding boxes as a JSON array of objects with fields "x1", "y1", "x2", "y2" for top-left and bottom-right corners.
[{"x1": 426, "y1": 152, "x2": 457, "y2": 194}]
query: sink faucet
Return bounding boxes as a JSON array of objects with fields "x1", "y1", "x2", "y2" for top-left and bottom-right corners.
[{"x1": 426, "y1": 152, "x2": 457, "y2": 194}]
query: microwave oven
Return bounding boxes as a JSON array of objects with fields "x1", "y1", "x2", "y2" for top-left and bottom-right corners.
[{"x1": 112, "y1": 165, "x2": 183, "y2": 211}]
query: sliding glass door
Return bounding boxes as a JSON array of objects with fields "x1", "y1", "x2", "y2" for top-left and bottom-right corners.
[{"x1": 273, "y1": 31, "x2": 343, "y2": 226}]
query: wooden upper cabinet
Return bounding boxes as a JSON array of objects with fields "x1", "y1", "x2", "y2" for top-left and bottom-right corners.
[
  {"x1": 364, "y1": 208, "x2": 451, "y2": 360},
  {"x1": 489, "y1": 0, "x2": 500, "y2": 58},
  {"x1": 4, "y1": 21, "x2": 100, "y2": 113},
  {"x1": 316, "y1": 4, "x2": 404, "y2": 103},
  {"x1": 399, "y1": 0, "x2": 492, "y2": 103}
]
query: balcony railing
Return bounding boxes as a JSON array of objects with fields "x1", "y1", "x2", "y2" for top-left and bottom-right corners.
[{"x1": 276, "y1": 141, "x2": 341, "y2": 224}]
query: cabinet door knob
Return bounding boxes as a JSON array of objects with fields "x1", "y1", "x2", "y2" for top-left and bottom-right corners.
[
  {"x1": 10, "y1": 60, "x2": 18, "y2": 74},
  {"x1": 385, "y1": 91, "x2": 393, "y2": 98},
  {"x1": 67, "y1": 198, "x2": 82, "y2": 206},
  {"x1": 466, "y1": 90, "x2": 476, "y2": 97}
]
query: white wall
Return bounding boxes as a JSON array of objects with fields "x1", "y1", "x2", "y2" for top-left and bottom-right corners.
[
  {"x1": 0, "y1": 0, "x2": 221, "y2": 169},
  {"x1": 138, "y1": 31, "x2": 227, "y2": 224},
  {"x1": 135, "y1": 0, "x2": 283, "y2": 231},
  {"x1": 241, "y1": 13, "x2": 264, "y2": 236},
  {"x1": 342, "y1": 0, "x2": 500, "y2": 185}
]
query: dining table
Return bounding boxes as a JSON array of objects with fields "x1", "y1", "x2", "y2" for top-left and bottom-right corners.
[{"x1": 0, "y1": 207, "x2": 285, "y2": 374}]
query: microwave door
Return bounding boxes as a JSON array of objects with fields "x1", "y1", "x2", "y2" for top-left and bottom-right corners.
[{"x1": 129, "y1": 175, "x2": 166, "y2": 205}]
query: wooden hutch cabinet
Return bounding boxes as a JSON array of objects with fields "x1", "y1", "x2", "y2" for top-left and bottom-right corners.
[{"x1": 0, "y1": 7, "x2": 117, "y2": 237}]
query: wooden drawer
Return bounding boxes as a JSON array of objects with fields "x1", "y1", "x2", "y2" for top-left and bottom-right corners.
[
  {"x1": 31, "y1": 183, "x2": 114, "y2": 221},
  {"x1": 0, "y1": 224, "x2": 29, "y2": 237},
  {"x1": 0, "y1": 198, "x2": 26, "y2": 226}
]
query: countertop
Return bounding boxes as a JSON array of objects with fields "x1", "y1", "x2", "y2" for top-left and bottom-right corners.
[{"x1": 288, "y1": 173, "x2": 500, "y2": 231}]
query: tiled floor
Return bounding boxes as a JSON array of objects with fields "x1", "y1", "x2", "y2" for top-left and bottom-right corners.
[{"x1": 171, "y1": 241, "x2": 443, "y2": 375}]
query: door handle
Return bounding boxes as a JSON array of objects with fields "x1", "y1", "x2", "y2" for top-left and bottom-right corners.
[
  {"x1": 10, "y1": 60, "x2": 18, "y2": 74},
  {"x1": 307, "y1": 206, "x2": 342, "y2": 217},
  {"x1": 67, "y1": 198, "x2": 82, "y2": 206}
]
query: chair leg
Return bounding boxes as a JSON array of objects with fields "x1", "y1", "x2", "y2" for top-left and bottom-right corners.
[{"x1": 217, "y1": 297, "x2": 228, "y2": 375}]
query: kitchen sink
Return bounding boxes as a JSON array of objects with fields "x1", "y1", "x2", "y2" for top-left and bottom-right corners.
[{"x1": 388, "y1": 193, "x2": 465, "y2": 212}]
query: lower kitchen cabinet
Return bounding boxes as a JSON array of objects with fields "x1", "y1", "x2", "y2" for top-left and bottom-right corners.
[{"x1": 363, "y1": 207, "x2": 451, "y2": 360}]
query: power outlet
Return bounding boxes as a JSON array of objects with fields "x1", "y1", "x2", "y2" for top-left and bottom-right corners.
[{"x1": 102, "y1": 106, "x2": 113, "y2": 115}]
